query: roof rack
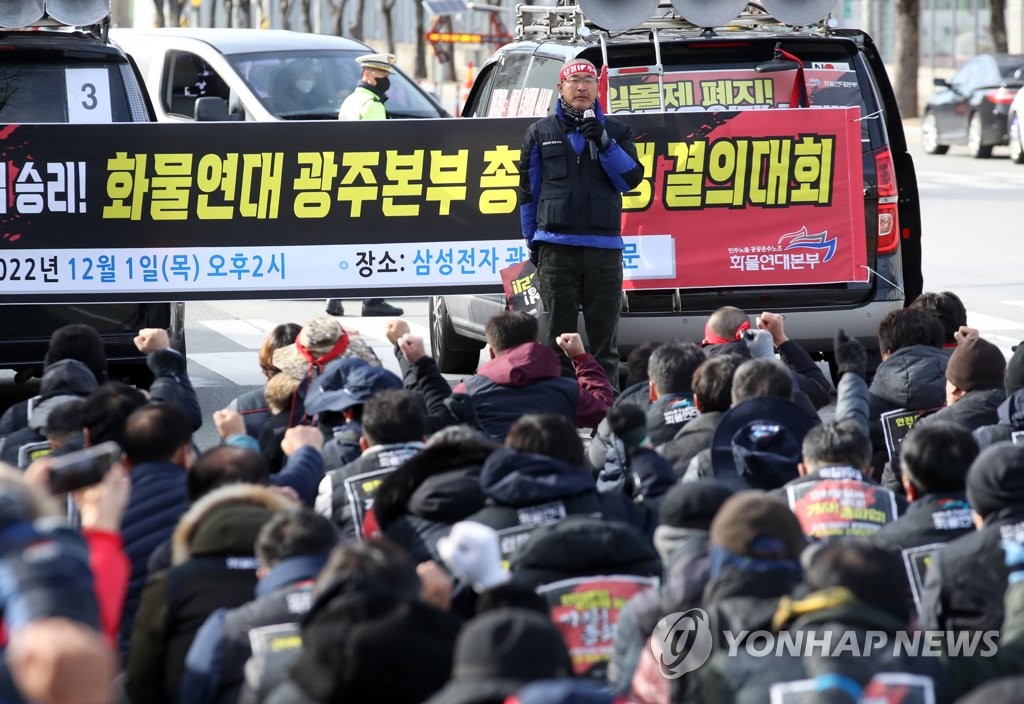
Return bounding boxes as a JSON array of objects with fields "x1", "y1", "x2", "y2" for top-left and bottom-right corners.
[{"x1": 514, "y1": 1, "x2": 830, "y2": 42}]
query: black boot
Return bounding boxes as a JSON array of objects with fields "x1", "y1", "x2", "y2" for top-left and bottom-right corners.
[
  {"x1": 325, "y1": 299, "x2": 345, "y2": 316},
  {"x1": 361, "y1": 299, "x2": 404, "y2": 317}
]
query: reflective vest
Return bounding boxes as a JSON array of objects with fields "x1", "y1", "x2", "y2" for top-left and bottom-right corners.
[{"x1": 338, "y1": 86, "x2": 386, "y2": 121}]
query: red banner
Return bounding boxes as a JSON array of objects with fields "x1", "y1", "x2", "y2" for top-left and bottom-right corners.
[
  {"x1": 536, "y1": 575, "x2": 659, "y2": 680},
  {"x1": 619, "y1": 107, "x2": 866, "y2": 290}
]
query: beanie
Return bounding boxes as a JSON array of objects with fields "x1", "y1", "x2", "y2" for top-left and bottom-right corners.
[
  {"x1": 709, "y1": 492, "x2": 806, "y2": 560},
  {"x1": 44, "y1": 324, "x2": 107, "y2": 382},
  {"x1": 966, "y1": 442, "x2": 1024, "y2": 519},
  {"x1": 946, "y1": 336, "x2": 1006, "y2": 391},
  {"x1": 658, "y1": 480, "x2": 734, "y2": 530},
  {"x1": 1007, "y1": 341, "x2": 1024, "y2": 396}
]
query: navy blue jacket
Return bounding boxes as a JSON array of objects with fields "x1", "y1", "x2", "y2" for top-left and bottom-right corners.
[{"x1": 118, "y1": 460, "x2": 190, "y2": 655}]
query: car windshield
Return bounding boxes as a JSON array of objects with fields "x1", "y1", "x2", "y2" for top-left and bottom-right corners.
[
  {"x1": 228, "y1": 49, "x2": 442, "y2": 119},
  {"x1": 0, "y1": 62, "x2": 132, "y2": 123}
]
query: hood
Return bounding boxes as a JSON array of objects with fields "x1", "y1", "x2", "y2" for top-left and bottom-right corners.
[
  {"x1": 406, "y1": 470, "x2": 485, "y2": 523},
  {"x1": 510, "y1": 515, "x2": 662, "y2": 584},
  {"x1": 28, "y1": 394, "x2": 82, "y2": 432},
  {"x1": 997, "y1": 388, "x2": 1024, "y2": 429},
  {"x1": 373, "y1": 432, "x2": 498, "y2": 529},
  {"x1": 29, "y1": 359, "x2": 97, "y2": 431},
  {"x1": 39, "y1": 358, "x2": 97, "y2": 398},
  {"x1": 476, "y1": 343, "x2": 562, "y2": 388},
  {"x1": 479, "y1": 447, "x2": 594, "y2": 507},
  {"x1": 172, "y1": 483, "x2": 294, "y2": 564},
  {"x1": 869, "y1": 345, "x2": 949, "y2": 409}
]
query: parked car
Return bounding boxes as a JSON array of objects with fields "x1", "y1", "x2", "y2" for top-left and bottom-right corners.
[
  {"x1": 111, "y1": 28, "x2": 449, "y2": 123},
  {"x1": 429, "y1": 0, "x2": 922, "y2": 377},
  {"x1": 1008, "y1": 86, "x2": 1024, "y2": 164},
  {"x1": 0, "y1": 12, "x2": 184, "y2": 385},
  {"x1": 921, "y1": 53, "x2": 1024, "y2": 158}
]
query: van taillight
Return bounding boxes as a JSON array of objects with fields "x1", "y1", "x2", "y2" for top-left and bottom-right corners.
[
  {"x1": 986, "y1": 87, "x2": 1017, "y2": 105},
  {"x1": 875, "y1": 149, "x2": 899, "y2": 254}
]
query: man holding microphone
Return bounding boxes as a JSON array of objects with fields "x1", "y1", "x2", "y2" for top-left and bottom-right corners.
[{"x1": 519, "y1": 58, "x2": 643, "y2": 391}]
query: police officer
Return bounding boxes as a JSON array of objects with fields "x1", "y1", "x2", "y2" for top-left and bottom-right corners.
[{"x1": 327, "y1": 52, "x2": 404, "y2": 318}]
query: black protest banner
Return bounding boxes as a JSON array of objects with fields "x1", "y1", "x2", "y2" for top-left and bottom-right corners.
[{"x1": 0, "y1": 107, "x2": 863, "y2": 302}]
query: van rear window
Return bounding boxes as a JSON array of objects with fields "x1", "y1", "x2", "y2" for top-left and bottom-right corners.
[
  {"x1": 609, "y1": 65, "x2": 864, "y2": 114},
  {"x1": 0, "y1": 63, "x2": 128, "y2": 123}
]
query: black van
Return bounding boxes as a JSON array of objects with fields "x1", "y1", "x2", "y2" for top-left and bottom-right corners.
[
  {"x1": 0, "y1": 15, "x2": 184, "y2": 384},
  {"x1": 428, "y1": 0, "x2": 922, "y2": 375}
]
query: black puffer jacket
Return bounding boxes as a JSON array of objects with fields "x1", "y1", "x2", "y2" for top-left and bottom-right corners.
[
  {"x1": 508, "y1": 515, "x2": 661, "y2": 590},
  {"x1": 466, "y1": 448, "x2": 654, "y2": 538},
  {"x1": 882, "y1": 387, "x2": 1009, "y2": 492},
  {"x1": 868, "y1": 345, "x2": 949, "y2": 468},
  {"x1": 658, "y1": 411, "x2": 724, "y2": 479},
  {"x1": 974, "y1": 388, "x2": 1024, "y2": 449},
  {"x1": 919, "y1": 505, "x2": 1024, "y2": 635},
  {"x1": 373, "y1": 431, "x2": 497, "y2": 564}
]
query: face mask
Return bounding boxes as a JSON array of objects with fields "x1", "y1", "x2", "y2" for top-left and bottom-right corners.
[
  {"x1": 375, "y1": 77, "x2": 390, "y2": 94},
  {"x1": 295, "y1": 79, "x2": 314, "y2": 94}
]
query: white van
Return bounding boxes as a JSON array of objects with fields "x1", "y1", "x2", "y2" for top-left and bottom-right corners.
[{"x1": 111, "y1": 28, "x2": 448, "y2": 122}]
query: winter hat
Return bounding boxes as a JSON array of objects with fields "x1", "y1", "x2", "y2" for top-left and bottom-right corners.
[
  {"x1": 44, "y1": 324, "x2": 107, "y2": 382},
  {"x1": 303, "y1": 362, "x2": 399, "y2": 415},
  {"x1": 966, "y1": 442, "x2": 1024, "y2": 519},
  {"x1": 710, "y1": 396, "x2": 818, "y2": 491},
  {"x1": 709, "y1": 491, "x2": 806, "y2": 560},
  {"x1": 273, "y1": 317, "x2": 380, "y2": 380},
  {"x1": 946, "y1": 335, "x2": 1006, "y2": 391},
  {"x1": 658, "y1": 480, "x2": 735, "y2": 530},
  {"x1": 294, "y1": 588, "x2": 460, "y2": 704},
  {"x1": 424, "y1": 608, "x2": 572, "y2": 704},
  {"x1": 1006, "y1": 341, "x2": 1024, "y2": 396},
  {"x1": 654, "y1": 480, "x2": 734, "y2": 565}
]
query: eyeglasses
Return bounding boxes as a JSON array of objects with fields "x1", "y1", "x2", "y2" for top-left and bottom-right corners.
[{"x1": 563, "y1": 76, "x2": 598, "y2": 86}]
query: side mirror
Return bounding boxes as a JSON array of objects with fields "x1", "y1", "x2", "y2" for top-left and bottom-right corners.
[
  {"x1": 933, "y1": 77, "x2": 951, "y2": 89},
  {"x1": 194, "y1": 96, "x2": 240, "y2": 122}
]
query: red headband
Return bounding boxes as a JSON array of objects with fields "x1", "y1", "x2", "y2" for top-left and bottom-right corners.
[
  {"x1": 295, "y1": 331, "x2": 350, "y2": 368},
  {"x1": 701, "y1": 319, "x2": 751, "y2": 346},
  {"x1": 559, "y1": 62, "x2": 598, "y2": 82}
]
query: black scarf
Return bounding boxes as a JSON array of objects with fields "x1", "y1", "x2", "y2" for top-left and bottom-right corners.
[
  {"x1": 358, "y1": 80, "x2": 388, "y2": 103},
  {"x1": 558, "y1": 97, "x2": 590, "y2": 124}
]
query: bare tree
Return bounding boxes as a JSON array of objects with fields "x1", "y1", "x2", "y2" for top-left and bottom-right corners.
[
  {"x1": 224, "y1": 0, "x2": 234, "y2": 27},
  {"x1": 893, "y1": 0, "x2": 920, "y2": 118},
  {"x1": 166, "y1": 0, "x2": 187, "y2": 27},
  {"x1": 414, "y1": 0, "x2": 427, "y2": 78},
  {"x1": 280, "y1": 0, "x2": 292, "y2": 30},
  {"x1": 236, "y1": 0, "x2": 253, "y2": 27},
  {"x1": 300, "y1": 0, "x2": 313, "y2": 32},
  {"x1": 151, "y1": 0, "x2": 165, "y2": 27},
  {"x1": 381, "y1": 0, "x2": 397, "y2": 53},
  {"x1": 990, "y1": 0, "x2": 1008, "y2": 53},
  {"x1": 348, "y1": 0, "x2": 365, "y2": 40},
  {"x1": 327, "y1": 0, "x2": 349, "y2": 36}
]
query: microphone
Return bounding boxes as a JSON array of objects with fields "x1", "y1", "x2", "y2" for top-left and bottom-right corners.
[{"x1": 583, "y1": 108, "x2": 599, "y2": 160}]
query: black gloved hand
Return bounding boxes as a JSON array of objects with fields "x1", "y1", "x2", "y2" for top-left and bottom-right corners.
[
  {"x1": 834, "y1": 328, "x2": 867, "y2": 379},
  {"x1": 529, "y1": 244, "x2": 540, "y2": 268},
  {"x1": 580, "y1": 117, "x2": 609, "y2": 150}
]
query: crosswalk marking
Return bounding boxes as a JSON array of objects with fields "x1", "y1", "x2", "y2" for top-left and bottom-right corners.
[
  {"x1": 189, "y1": 317, "x2": 434, "y2": 386},
  {"x1": 188, "y1": 307, "x2": 1023, "y2": 387},
  {"x1": 197, "y1": 318, "x2": 279, "y2": 349}
]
